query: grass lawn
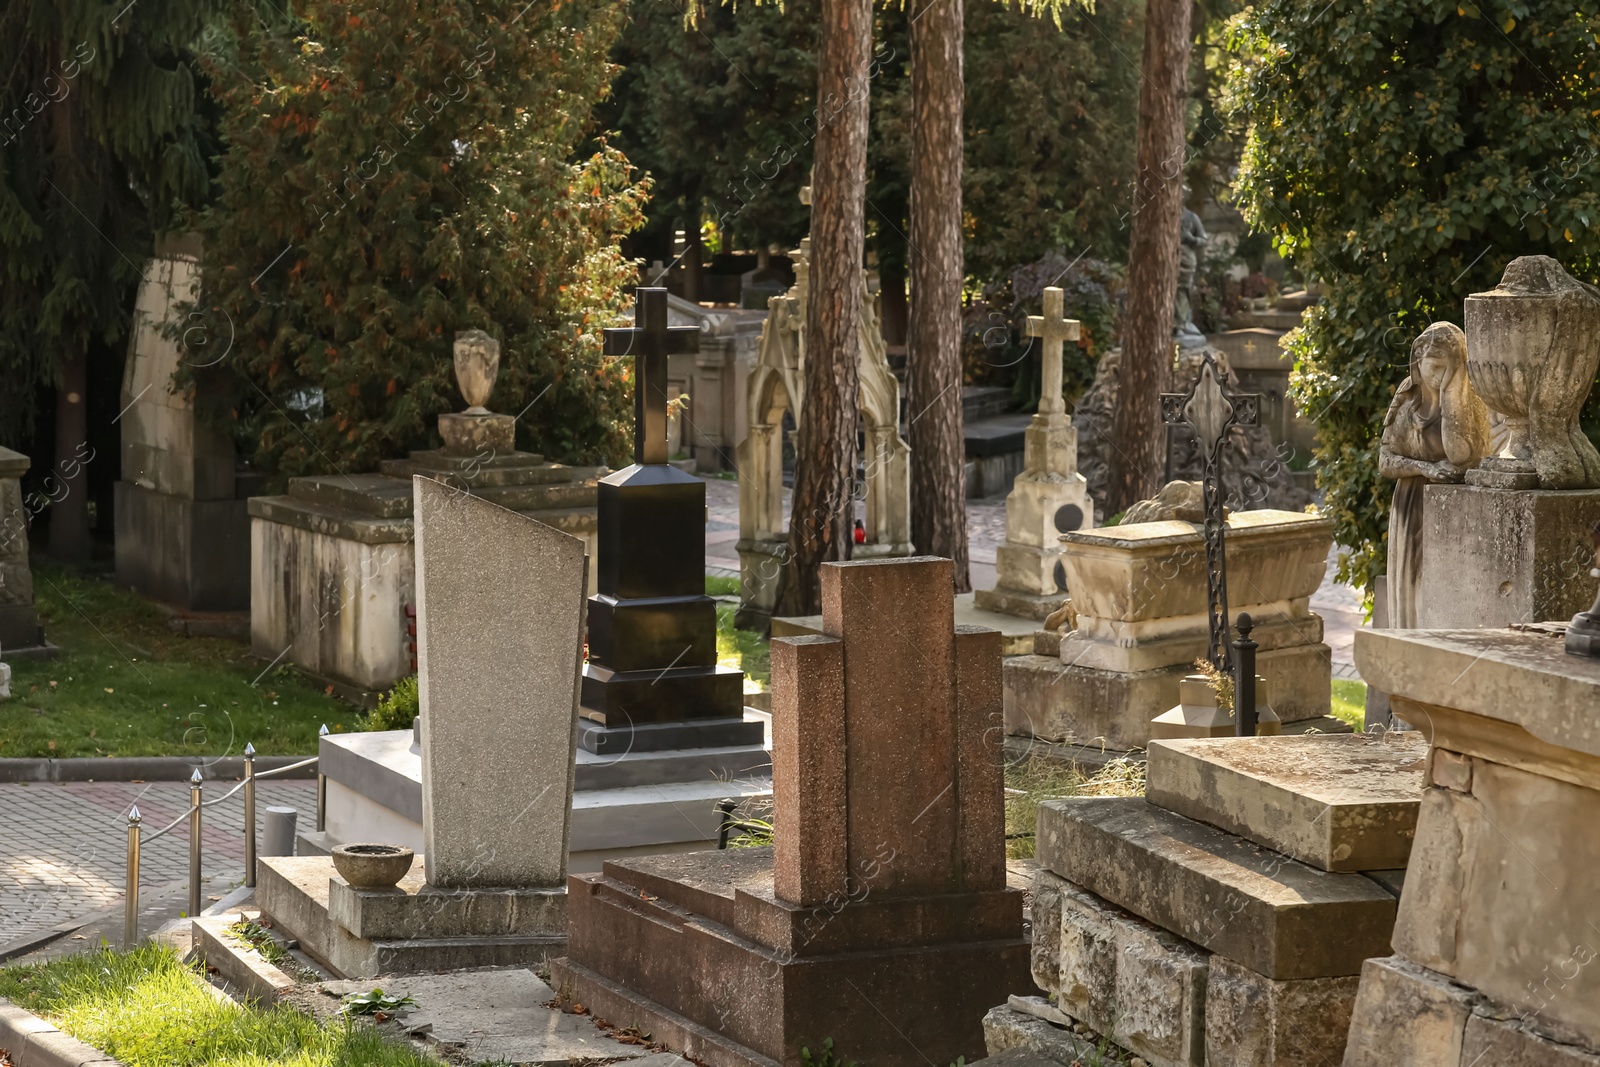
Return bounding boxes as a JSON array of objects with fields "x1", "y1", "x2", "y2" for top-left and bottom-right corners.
[
  {"x1": 0, "y1": 945, "x2": 432, "y2": 1067},
  {"x1": 1, "y1": 567, "x2": 351, "y2": 759},
  {"x1": 1004, "y1": 755, "x2": 1146, "y2": 859},
  {"x1": 1330, "y1": 679, "x2": 1367, "y2": 731}
]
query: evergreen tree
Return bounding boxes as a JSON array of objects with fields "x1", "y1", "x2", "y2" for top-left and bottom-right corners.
[
  {"x1": 0, "y1": 1, "x2": 221, "y2": 560},
  {"x1": 191, "y1": 0, "x2": 647, "y2": 476}
]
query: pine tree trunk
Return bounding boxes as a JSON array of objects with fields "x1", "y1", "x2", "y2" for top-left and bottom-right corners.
[
  {"x1": 1106, "y1": 0, "x2": 1192, "y2": 516},
  {"x1": 907, "y1": 0, "x2": 970, "y2": 591},
  {"x1": 777, "y1": 0, "x2": 871, "y2": 616},
  {"x1": 50, "y1": 341, "x2": 91, "y2": 563}
]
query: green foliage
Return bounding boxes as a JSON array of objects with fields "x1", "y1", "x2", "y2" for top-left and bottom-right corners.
[
  {"x1": 0, "y1": 944, "x2": 435, "y2": 1067},
  {"x1": 800, "y1": 1038, "x2": 859, "y2": 1067},
  {"x1": 1330, "y1": 679, "x2": 1366, "y2": 732},
  {"x1": 338, "y1": 987, "x2": 416, "y2": 1017},
  {"x1": 189, "y1": 0, "x2": 647, "y2": 478},
  {"x1": 1226, "y1": 0, "x2": 1600, "y2": 588},
  {"x1": 364, "y1": 675, "x2": 419, "y2": 732},
  {"x1": 724, "y1": 815, "x2": 774, "y2": 848},
  {"x1": 705, "y1": 574, "x2": 741, "y2": 597},
  {"x1": 716, "y1": 601, "x2": 770, "y2": 690},
  {"x1": 1, "y1": 567, "x2": 345, "y2": 758},
  {"x1": 0, "y1": 0, "x2": 222, "y2": 444}
]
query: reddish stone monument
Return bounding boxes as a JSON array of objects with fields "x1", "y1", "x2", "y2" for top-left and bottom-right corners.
[{"x1": 551, "y1": 557, "x2": 1032, "y2": 1067}]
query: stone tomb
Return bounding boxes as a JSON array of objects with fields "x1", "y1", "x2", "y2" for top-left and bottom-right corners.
[
  {"x1": 0, "y1": 447, "x2": 45, "y2": 655},
  {"x1": 250, "y1": 330, "x2": 600, "y2": 698},
  {"x1": 551, "y1": 558, "x2": 1033, "y2": 1067},
  {"x1": 257, "y1": 479, "x2": 587, "y2": 976},
  {"x1": 986, "y1": 731, "x2": 1427, "y2": 1067},
  {"x1": 1343, "y1": 627, "x2": 1600, "y2": 1067},
  {"x1": 974, "y1": 286, "x2": 1095, "y2": 621},
  {"x1": 1005, "y1": 509, "x2": 1339, "y2": 751}
]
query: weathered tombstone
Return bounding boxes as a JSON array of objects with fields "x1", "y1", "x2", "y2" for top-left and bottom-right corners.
[
  {"x1": 1411, "y1": 257, "x2": 1600, "y2": 629},
  {"x1": 115, "y1": 235, "x2": 256, "y2": 610},
  {"x1": 553, "y1": 557, "x2": 1033, "y2": 1067},
  {"x1": 0, "y1": 446, "x2": 44, "y2": 655},
  {"x1": 974, "y1": 287, "x2": 1095, "y2": 619},
  {"x1": 252, "y1": 477, "x2": 587, "y2": 975},
  {"x1": 987, "y1": 730, "x2": 1426, "y2": 1067},
  {"x1": 1343, "y1": 627, "x2": 1600, "y2": 1066}
]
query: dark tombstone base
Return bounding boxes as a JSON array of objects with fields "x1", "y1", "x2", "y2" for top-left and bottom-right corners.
[
  {"x1": 579, "y1": 663, "x2": 745, "y2": 726},
  {"x1": 550, "y1": 848, "x2": 1032, "y2": 1067},
  {"x1": 577, "y1": 715, "x2": 764, "y2": 755}
]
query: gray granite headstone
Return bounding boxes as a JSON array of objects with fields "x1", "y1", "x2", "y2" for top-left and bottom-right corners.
[{"x1": 414, "y1": 476, "x2": 588, "y2": 889}]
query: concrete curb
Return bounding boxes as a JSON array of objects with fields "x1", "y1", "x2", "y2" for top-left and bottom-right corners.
[
  {"x1": 0, "y1": 996, "x2": 124, "y2": 1067},
  {"x1": 0, "y1": 755, "x2": 317, "y2": 784}
]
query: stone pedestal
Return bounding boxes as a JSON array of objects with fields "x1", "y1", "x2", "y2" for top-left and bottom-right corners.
[
  {"x1": 1344, "y1": 627, "x2": 1600, "y2": 1064},
  {"x1": 0, "y1": 447, "x2": 41, "y2": 653},
  {"x1": 1416, "y1": 483, "x2": 1600, "y2": 629},
  {"x1": 552, "y1": 558, "x2": 1033, "y2": 1067},
  {"x1": 997, "y1": 731, "x2": 1426, "y2": 1067},
  {"x1": 115, "y1": 237, "x2": 255, "y2": 610},
  {"x1": 1005, "y1": 510, "x2": 1340, "y2": 751}
]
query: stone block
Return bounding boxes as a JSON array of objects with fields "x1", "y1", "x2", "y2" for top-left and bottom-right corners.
[
  {"x1": 1029, "y1": 869, "x2": 1064, "y2": 993},
  {"x1": 191, "y1": 915, "x2": 297, "y2": 1001},
  {"x1": 1416, "y1": 484, "x2": 1600, "y2": 629},
  {"x1": 438, "y1": 411, "x2": 515, "y2": 455},
  {"x1": 326, "y1": 870, "x2": 565, "y2": 939},
  {"x1": 1203, "y1": 955, "x2": 1360, "y2": 1067},
  {"x1": 1429, "y1": 748, "x2": 1473, "y2": 792},
  {"x1": 115, "y1": 481, "x2": 250, "y2": 610},
  {"x1": 772, "y1": 635, "x2": 847, "y2": 907},
  {"x1": 981, "y1": 1004, "x2": 1104, "y2": 1064},
  {"x1": 415, "y1": 478, "x2": 587, "y2": 889},
  {"x1": 1004, "y1": 653, "x2": 1186, "y2": 750},
  {"x1": 1062, "y1": 607, "x2": 1325, "y2": 675},
  {"x1": 1051, "y1": 877, "x2": 1208, "y2": 1067},
  {"x1": 1341, "y1": 956, "x2": 1478, "y2": 1067},
  {"x1": 1393, "y1": 765, "x2": 1600, "y2": 1047},
  {"x1": 1462, "y1": 1011, "x2": 1600, "y2": 1066},
  {"x1": 1037, "y1": 797, "x2": 1396, "y2": 979},
  {"x1": 1145, "y1": 732, "x2": 1428, "y2": 871}
]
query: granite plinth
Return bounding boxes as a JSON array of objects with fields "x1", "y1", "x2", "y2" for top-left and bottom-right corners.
[
  {"x1": 596, "y1": 464, "x2": 705, "y2": 597},
  {"x1": 1037, "y1": 797, "x2": 1396, "y2": 979},
  {"x1": 586, "y1": 595, "x2": 719, "y2": 672},
  {"x1": 577, "y1": 715, "x2": 766, "y2": 754},
  {"x1": 1146, "y1": 732, "x2": 1428, "y2": 872},
  {"x1": 579, "y1": 663, "x2": 745, "y2": 726},
  {"x1": 552, "y1": 849, "x2": 1033, "y2": 1067}
]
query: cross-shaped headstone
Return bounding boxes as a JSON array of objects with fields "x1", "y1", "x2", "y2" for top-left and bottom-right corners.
[
  {"x1": 1026, "y1": 287, "x2": 1081, "y2": 415},
  {"x1": 1160, "y1": 353, "x2": 1260, "y2": 672},
  {"x1": 604, "y1": 287, "x2": 699, "y2": 465}
]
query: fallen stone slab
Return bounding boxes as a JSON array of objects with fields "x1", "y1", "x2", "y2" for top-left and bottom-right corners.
[
  {"x1": 1145, "y1": 732, "x2": 1428, "y2": 872},
  {"x1": 1037, "y1": 797, "x2": 1396, "y2": 979}
]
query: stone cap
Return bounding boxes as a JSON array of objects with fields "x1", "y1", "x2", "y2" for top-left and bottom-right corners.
[
  {"x1": 1355, "y1": 628, "x2": 1600, "y2": 759},
  {"x1": 0, "y1": 446, "x2": 29, "y2": 480},
  {"x1": 1063, "y1": 508, "x2": 1331, "y2": 551}
]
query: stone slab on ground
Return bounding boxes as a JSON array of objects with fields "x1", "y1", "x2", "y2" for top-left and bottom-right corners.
[
  {"x1": 980, "y1": 1003, "x2": 1123, "y2": 1065},
  {"x1": 1145, "y1": 732, "x2": 1428, "y2": 871},
  {"x1": 1037, "y1": 797, "x2": 1396, "y2": 979},
  {"x1": 320, "y1": 969, "x2": 651, "y2": 1067},
  {"x1": 1203, "y1": 954, "x2": 1360, "y2": 1067}
]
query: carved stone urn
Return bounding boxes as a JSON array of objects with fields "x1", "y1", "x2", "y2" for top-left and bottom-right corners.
[
  {"x1": 453, "y1": 328, "x2": 499, "y2": 414},
  {"x1": 1464, "y1": 256, "x2": 1600, "y2": 489},
  {"x1": 439, "y1": 329, "x2": 514, "y2": 456}
]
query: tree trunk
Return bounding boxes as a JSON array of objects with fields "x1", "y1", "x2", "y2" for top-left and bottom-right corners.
[
  {"x1": 49, "y1": 341, "x2": 91, "y2": 563},
  {"x1": 907, "y1": 0, "x2": 970, "y2": 590},
  {"x1": 1106, "y1": 0, "x2": 1192, "y2": 516},
  {"x1": 777, "y1": 0, "x2": 871, "y2": 616},
  {"x1": 683, "y1": 193, "x2": 703, "y2": 303}
]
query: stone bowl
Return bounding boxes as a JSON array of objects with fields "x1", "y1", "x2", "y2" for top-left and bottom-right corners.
[{"x1": 331, "y1": 843, "x2": 415, "y2": 890}]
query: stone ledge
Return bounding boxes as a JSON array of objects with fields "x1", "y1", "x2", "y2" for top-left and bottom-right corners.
[
  {"x1": 327, "y1": 871, "x2": 565, "y2": 940},
  {"x1": 190, "y1": 915, "x2": 298, "y2": 1002},
  {"x1": 0, "y1": 996, "x2": 124, "y2": 1067}
]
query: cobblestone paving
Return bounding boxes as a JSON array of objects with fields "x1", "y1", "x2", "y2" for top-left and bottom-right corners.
[{"x1": 0, "y1": 778, "x2": 315, "y2": 953}]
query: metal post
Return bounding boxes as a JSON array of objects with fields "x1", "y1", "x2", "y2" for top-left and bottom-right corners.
[
  {"x1": 188, "y1": 768, "x2": 204, "y2": 917},
  {"x1": 1234, "y1": 612, "x2": 1258, "y2": 737},
  {"x1": 124, "y1": 806, "x2": 141, "y2": 948},
  {"x1": 243, "y1": 742, "x2": 258, "y2": 889},
  {"x1": 316, "y1": 724, "x2": 329, "y2": 833},
  {"x1": 715, "y1": 799, "x2": 738, "y2": 849}
]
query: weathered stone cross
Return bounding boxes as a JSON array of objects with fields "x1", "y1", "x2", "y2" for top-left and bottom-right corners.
[
  {"x1": 603, "y1": 287, "x2": 699, "y2": 465},
  {"x1": 1026, "y1": 286, "x2": 1081, "y2": 415}
]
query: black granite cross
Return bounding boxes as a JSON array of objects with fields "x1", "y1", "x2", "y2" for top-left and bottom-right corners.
[
  {"x1": 1161, "y1": 352, "x2": 1260, "y2": 674},
  {"x1": 604, "y1": 287, "x2": 700, "y2": 465}
]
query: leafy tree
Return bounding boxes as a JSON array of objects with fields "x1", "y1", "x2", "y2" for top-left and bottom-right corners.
[
  {"x1": 1227, "y1": 1, "x2": 1600, "y2": 591},
  {"x1": 0, "y1": 1, "x2": 222, "y2": 560},
  {"x1": 191, "y1": 0, "x2": 646, "y2": 477}
]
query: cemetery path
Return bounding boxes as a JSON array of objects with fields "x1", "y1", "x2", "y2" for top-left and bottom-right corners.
[
  {"x1": 0, "y1": 779, "x2": 315, "y2": 957},
  {"x1": 702, "y1": 474, "x2": 1365, "y2": 678}
]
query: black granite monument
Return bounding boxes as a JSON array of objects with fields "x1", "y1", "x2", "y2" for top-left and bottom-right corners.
[{"x1": 579, "y1": 288, "x2": 754, "y2": 753}]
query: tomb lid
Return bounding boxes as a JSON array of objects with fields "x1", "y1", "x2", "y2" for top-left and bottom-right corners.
[{"x1": 1064, "y1": 508, "x2": 1330, "y2": 549}]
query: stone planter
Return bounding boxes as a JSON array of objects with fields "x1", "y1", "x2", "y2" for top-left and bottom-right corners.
[{"x1": 331, "y1": 843, "x2": 414, "y2": 890}]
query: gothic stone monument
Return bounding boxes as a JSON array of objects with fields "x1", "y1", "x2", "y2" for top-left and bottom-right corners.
[
  {"x1": 255, "y1": 478, "x2": 586, "y2": 976},
  {"x1": 1344, "y1": 626, "x2": 1600, "y2": 1066},
  {"x1": 551, "y1": 557, "x2": 1033, "y2": 1067},
  {"x1": 975, "y1": 286, "x2": 1094, "y2": 620}
]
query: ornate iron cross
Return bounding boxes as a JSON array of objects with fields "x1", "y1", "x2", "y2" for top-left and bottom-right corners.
[
  {"x1": 1161, "y1": 352, "x2": 1260, "y2": 672},
  {"x1": 603, "y1": 287, "x2": 699, "y2": 465}
]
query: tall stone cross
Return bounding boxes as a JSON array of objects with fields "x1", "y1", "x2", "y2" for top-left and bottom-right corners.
[
  {"x1": 603, "y1": 287, "x2": 699, "y2": 466},
  {"x1": 1161, "y1": 352, "x2": 1259, "y2": 672},
  {"x1": 1026, "y1": 287, "x2": 1080, "y2": 415}
]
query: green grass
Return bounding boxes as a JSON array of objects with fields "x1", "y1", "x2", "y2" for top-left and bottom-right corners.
[
  {"x1": 1330, "y1": 679, "x2": 1367, "y2": 731},
  {"x1": 0, "y1": 945, "x2": 434, "y2": 1067},
  {"x1": 2, "y1": 567, "x2": 350, "y2": 758},
  {"x1": 705, "y1": 574, "x2": 740, "y2": 597},
  {"x1": 715, "y1": 602, "x2": 771, "y2": 692},
  {"x1": 1004, "y1": 755, "x2": 1146, "y2": 859}
]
